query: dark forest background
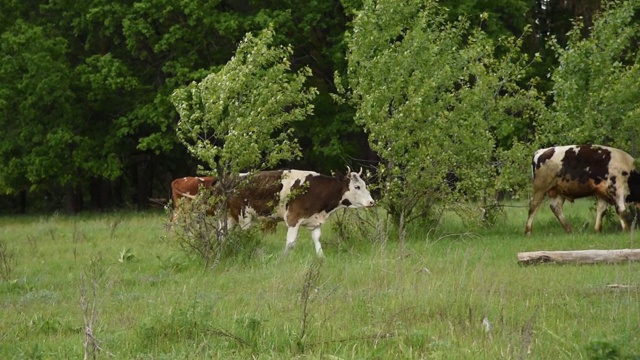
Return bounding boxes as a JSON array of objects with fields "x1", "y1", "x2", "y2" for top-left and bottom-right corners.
[{"x1": 0, "y1": 0, "x2": 612, "y2": 214}]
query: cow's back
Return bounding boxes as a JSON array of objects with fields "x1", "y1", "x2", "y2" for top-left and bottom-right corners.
[
  {"x1": 531, "y1": 145, "x2": 635, "y2": 200},
  {"x1": 171, "y1": 176, "x2": 216, "y2": 205}
]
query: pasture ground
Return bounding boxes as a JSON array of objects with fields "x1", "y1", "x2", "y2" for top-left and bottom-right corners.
[{"x1": 0, "y1": 200, "x2": 639, "y2": 359}]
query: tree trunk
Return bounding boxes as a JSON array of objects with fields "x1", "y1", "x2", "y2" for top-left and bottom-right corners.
[
  {"x1": 134, "y1": 155, "x2": 151, "y2": 210},
  {"x1": 89, "y1": 178, "x2": 112, "y2": 210},
  {"x1": 64, "y1": 184, "x2": 84, "y2": 214},
  {"x1": 517, "y1": 249, "x2": 640, "y2": 265},
  {"x1": 15, "y1": 190, "x2": 27, "y2": 214}
]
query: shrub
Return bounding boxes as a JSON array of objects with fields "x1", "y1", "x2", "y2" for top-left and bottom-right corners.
[{"x1": 168, "y1": 190, "x2": 262, "y2": 267}]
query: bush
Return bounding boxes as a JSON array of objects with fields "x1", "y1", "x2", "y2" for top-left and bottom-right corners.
[
  {"x1": 331, "y1": 208, "x2": 390, "y2": 252},
  {"x1": 168, "y1": 192, "x2": 262, "y2": 267}
]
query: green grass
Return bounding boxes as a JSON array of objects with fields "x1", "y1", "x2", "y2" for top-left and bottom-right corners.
[{"x1": 0, "y1": 201, "x2": 639, "y2": 359}]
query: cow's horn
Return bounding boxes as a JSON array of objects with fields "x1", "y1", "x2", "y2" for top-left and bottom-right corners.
[
  {"x1": 347, "y1": 166, "x2": 352, "y2": 175},
  {"x1": 358, "y1": 167, "x2": 363, "y2": 176}
]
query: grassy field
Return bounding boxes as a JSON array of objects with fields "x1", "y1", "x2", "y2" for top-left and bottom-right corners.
[{"x1": 1, "y1": 200, "x2": 639, "y2": 359}]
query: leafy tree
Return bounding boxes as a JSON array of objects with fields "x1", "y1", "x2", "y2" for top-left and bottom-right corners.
[
  {"x1": 0, "y1": 15, "x2": 146, "y2": 212},
  {"x1": 171, "y1": 27, "x2": 317, "y2": 262},
  {"x1": 172, "y1": 27, "x2": 317, "y2": 175},
  {"x1": 0, "y1": 0, "x2": 263, "y2": 211},
  {"x1": 537, "y1": 0, "x2": 640, "y2": 154},
  {"x1": 250, "y1": 0, "x2": 367, "y2": 172},
  {"x1": 440, "y1": 0, "x2": 531, "y2": 38},
  {"x1": 0, "y1": 21, "x2": 86, "y2": 210},
  {"x1": 343, "y1": 0, "x2": 545, "y2": 239}
]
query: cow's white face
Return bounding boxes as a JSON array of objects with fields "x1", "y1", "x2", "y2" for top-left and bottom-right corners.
[{"x1": 343, "y1": 172, "x2": 375, "y2": 208}]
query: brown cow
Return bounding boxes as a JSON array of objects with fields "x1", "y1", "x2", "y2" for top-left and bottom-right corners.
[
  {"x1": 525, "y1": 144, "x2": 640, "y2": 234},
  {"x1": 170, "y1": 169, "x2": 375, "y2": 256},
  {"x1": 233, "y1": 169, "x2": 376, "y2": 256},
  {"x1": 169, "y1": 176, "x2": 216, "y2": 221}
]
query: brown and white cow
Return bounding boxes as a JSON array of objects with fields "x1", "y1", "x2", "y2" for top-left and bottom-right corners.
[
  {"x1": 170, "y1": 176, "x2": 216, "y2": 221},
  {"x1": 171, "y1": 168, "x2": 376, "y2": 256},
  {"x1": 524, "y1": 144, "x2": 640, "y2": 234}
]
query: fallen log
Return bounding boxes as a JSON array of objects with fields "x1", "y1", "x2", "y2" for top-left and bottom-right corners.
[{"x1": 517, "y1": 249, "x2": 640, "y2": 265}]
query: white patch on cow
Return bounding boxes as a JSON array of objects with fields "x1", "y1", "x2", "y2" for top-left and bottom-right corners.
[
  {"x1": 280, "y1": 170, "x2": 320, "y2": 191},
  {"x1": 300, "y1": 211, "x2": 330, "y2": 228},
  {"x1": 278, "y1": 170, "x2": 320, "y2": 220},
  {"x1": 237, "y1": 206, "x2": 259, "y2": 229},
  {"x1": 532, "y1": 145, "x2": 585, "y2": 174}
]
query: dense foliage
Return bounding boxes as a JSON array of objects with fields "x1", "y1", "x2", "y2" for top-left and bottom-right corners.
[
  {"x1": 172, "y1": 27, "x2": 317, "y2": 175},
  {"x1": 1, "y1": 0, "x2": 640, "y2": 224},
  {"x1": 537, "y1": 0, "x2": 640, "y2": 152},
  {"x1": 344, "y1": 0, "x2": 545, "y2": 235}
]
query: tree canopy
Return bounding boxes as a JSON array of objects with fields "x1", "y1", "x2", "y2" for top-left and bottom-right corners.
[
  {"x1": 1, "y1": 0, "x2": 639, "y2": 220},
  {"x1": 343, "y1": 0, "x2": 546, "y2": 234},
  {"x1": 172, "y1": 27, "x2": 317, "y2": 175}
]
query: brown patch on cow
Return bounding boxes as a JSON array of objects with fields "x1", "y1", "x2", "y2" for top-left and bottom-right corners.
[
  {"x1": 559, "y1": 145, "x2": 611, "y2": 185},
  {"x1": 550, "y1": 178, "x2": 608, "y2": 201},
  {"x1": 627, "y1": 170, "x2": 640, "y2": 202},
  {"x1": 171, "y1": 176, "x2": 217, "y2": 205},
  {"x1": 285, "y1": 174, "x2": 349, "y2": 225},
  {"x1": 170, "y1": 176, "x2": 217, "y2": 220},
  {"x1": 228, "y1": 171, "x2": 284, "y2": 223}
]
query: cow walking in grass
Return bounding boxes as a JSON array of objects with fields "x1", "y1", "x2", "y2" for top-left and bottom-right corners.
[
  {"x1": 525, "y1": 144, "x2": 640, "y2": 235},
  {"x1": 171, "y1": 168, "x2": 376, "y2": 256}
]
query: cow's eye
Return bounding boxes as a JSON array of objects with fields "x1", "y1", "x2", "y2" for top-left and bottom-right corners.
[{"x1": 355, "y1": 185, "x2": 361, "y2": 190}]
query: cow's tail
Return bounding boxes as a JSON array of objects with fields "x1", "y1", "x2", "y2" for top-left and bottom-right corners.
[
  {"x1": 530, "y1": 149, "x2": 543, "y2": 180},
  {"x1": 531, "y1": 158, "x2": 536, "y2": 179}
]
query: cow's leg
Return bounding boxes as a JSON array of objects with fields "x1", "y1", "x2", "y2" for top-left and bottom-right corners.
[
  {"x1": 169, "y1": 206, "x2": 178, "y2": 223},
  {"x1": 525, "y1": 191, "x2": 546, "y2": 235},
  {"x1": 549, "y1": 196, "x2": 572, "y2": 233},
  {"x1": 225, "y1": 216, "x2": 238, "y2": 231},
  {"x1": 234, "y1": 207, "x2": 254, "y2": 230},
  {"x1": 214, "y1": 215, "x2": 237, "y2": 241},
  {"x1": 594, "y1": 198, "x2": 609, "y2": 233},
  {"x1": 170, "y1": 198, "x2": 185, "y2": 224},
  {"x1": 283, "y1": 224, "x2": 301, "y2": 255},
  {"x1": 614, "y1": 192, "x2": 630, "y2": 231},
  {"x1": 310, "y1": 227, "x2": 324, "y2": 257}
]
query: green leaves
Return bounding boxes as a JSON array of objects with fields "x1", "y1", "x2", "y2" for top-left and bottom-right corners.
[
  {"x1": 172, "y1": 27, "x2": 318, "y2": 175},
  {"x1": 540, "y1": 1, "x2": 640, "y2": 151},
  {"x1": 346, "y1": 0, "x2": 543, "y2": 226},
  {"x1": 0, "y1": 21, "x2": 78, "y2": 191}
]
